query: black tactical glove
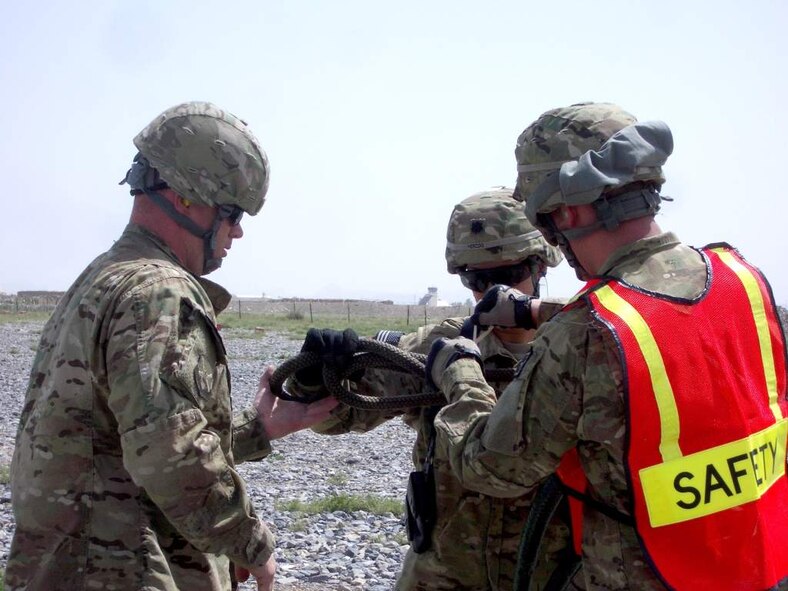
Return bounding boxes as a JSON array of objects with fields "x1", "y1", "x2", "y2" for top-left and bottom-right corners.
[
  {"x1": 425, "y1": 337, "x2": 482, "y2": 391},
  {"x1": 295, "y1": 328, "x2": 360, "y2": 387},
  {"x1": 470, "y1": 285, "x2": 536, "y2": 331},
  {"x1": 459, "y1": 317, "x2": 476, "y2": 339}
]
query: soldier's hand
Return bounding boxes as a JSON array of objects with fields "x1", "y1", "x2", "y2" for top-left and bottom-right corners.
[
  {"x1": 235, "y1": 554, "x2": 277, "y2": 591},
  {"x1": 256, "y1": 366, "x2": 339, "y2": 439},
  {"x1": 425, "y1": 337, "x2": 482, "y2": 391},
  {"x1": 295, "y1": 328, "x2": 360, "y2": 387},
  {"x1": 471, "y1": 285, "x2": 536, "y2": 330}
]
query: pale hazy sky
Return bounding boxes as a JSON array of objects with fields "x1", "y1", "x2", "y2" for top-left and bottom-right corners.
[{"x1": 2, "y1": 0, "x2": 786, "y2": 306}]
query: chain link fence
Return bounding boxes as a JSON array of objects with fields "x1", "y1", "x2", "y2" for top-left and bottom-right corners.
[
  {"x1": 0, "y1": 294, "x2": 63, "y2": 314},
  {"x1": 226, "y1": 298, "x2": 472, "y2": 325},
  {"x1": 0, "y1": 294, "x2": 473, "y2": 326}
]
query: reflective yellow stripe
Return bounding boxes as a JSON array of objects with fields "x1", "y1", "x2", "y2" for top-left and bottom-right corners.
[
  {"x1": 640, "y1": 419, "x2": 787, "y2": 527},
  {"x1": 712, "y1": 248, "x2": 782, "y2": 422},
  {"x1": 595, "y1": 286, "x2": 682, "y2": 461}
]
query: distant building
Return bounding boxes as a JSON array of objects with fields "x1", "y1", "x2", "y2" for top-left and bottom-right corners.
[{"x1": 418, "y1": 286, "x2": 451, "y2": 307}]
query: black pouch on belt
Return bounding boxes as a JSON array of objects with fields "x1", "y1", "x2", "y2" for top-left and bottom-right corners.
[{"x1": 405, "y1": 407, "x2": 439, "y2": 553}]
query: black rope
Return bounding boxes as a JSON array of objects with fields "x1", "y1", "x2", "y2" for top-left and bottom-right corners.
[{"x1": 269, "y1": 337, "x2": 515, "y2": 410}]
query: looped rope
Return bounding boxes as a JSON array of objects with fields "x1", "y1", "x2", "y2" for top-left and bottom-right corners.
[{"x1": 270, "y1": 337, "x2": 516, "y2": 410}]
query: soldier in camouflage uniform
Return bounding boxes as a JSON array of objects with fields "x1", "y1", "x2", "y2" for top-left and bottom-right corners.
[
  {"x1": 427, "y1": 103, "x2": 788, "y2": 590},
  {"x1": 6, "y1": 101, "x2": 337, "y2": 591},
  {"x1": 290, "y1": 187, "x2": 578, "y2": 590}
]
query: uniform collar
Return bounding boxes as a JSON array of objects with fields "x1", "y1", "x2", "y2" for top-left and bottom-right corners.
[
  {"x1": 121, "y1": 224, "x2": 232, "y2": 313},
  {"x1": 597, "y1": 232, "x2": 681, "y2": 276}
]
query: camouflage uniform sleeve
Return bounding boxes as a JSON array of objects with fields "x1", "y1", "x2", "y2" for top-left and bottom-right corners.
[
  {"x1": 535, "y1": 296, "x2": 567, "y2": 327},
  {"x1": 106, "y1": 280, "x2": 274, "y2": 569},
  {"x1": 232, "y1": 408, "x2": 273, "y2": 462},
  {"x1": 312, "y1": 320, "x2": 465, "y2": 434},
  {"x1": 434, "y1": 310, "x2": 587, "y2": 497}
]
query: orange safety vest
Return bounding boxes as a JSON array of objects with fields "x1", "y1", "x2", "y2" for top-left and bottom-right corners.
[{"x1": 561, "y1": 244, "x2": 788, "y2": 590}]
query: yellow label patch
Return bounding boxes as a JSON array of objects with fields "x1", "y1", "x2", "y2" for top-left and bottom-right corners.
[{"x1": 640, "y1": 419, "x2": 787, "y2": 527}]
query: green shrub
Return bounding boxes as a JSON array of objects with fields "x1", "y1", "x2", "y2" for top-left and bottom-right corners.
[
  {"x1": 275, "y1": 493, "x2": 403, "y2": 516},
  {"x1": 288, "y1": 518, "x2": 309, "y2": 532},
  {"x1": 326, "y1": 472, "x2": 349, "y2": 486},
  {"x1": 0, "y1": 464, "x2": 10, "y2": 485}
]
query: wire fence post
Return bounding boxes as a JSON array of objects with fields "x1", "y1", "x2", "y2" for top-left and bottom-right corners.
[
  {"x1": 15, "y1": 297, "x2": 19, "y2": 314},
  {"x1": 347, "y1": 303, "x2": 350, "y2": 323},
  {"x1": 237, "y1": 299, "x2": 241, "y2": 319},
  {"x1": 309, "y1": 302, "x2": 313, "y2": 323},
  {"x1": 406, "y1": 306, "x2": 410, "y2": 326}
]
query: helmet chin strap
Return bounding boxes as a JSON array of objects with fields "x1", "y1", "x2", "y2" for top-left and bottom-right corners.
[
  {"x1": 559, "y1": 185, "x2": 664, "y2": 242},
  {"x1": 120, "y1": 154, "x2": 226, "y2": 274},
  {"x1": 556, "y1": 233, "x2": 591, "y2": 281},
  {"x1": 536, "y1": 185, "x2": 664, "y2": 282},
  {"x1": 528, "y1": 259, "x2": 546, "y2": 298},
  {"x1": 202, "y1": 215, "x2": 225, "y2": 274},
  {"x1": 540, "y1": 216, "x2": 592, "y2": 281},
  {"x1": 143, "y1": 190, "x2": 224, "y2": 275}
]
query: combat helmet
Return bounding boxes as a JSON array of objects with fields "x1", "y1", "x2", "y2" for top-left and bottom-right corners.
[
  {"x1": 445, "y1": 186, "x2": 562, "y2": 295},
  {"x1": 514, "y1": 102, "x2": 636, "y2": 205},
  {"x1": 120, "y1": 101, "x2": 270, "y2": 273},
  {"x1": 515, "y1": 102, "x2": 674, "y2": 279},
  {"x1": 130, "y1": 101, "x2": 269, "y2": 214}
]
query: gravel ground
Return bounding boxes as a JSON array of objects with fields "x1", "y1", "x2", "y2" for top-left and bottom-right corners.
[{"x1": 0, "y1": 321, "x2": 416, "y2": 590}]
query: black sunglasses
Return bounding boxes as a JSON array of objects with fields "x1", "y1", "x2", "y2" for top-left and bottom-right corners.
[
  {"x1": 459, "y1": 260, "x2": 533, "y2": 293},
  {"x1": 217, "y1": 204, "x2": 244, "y2": 226}
]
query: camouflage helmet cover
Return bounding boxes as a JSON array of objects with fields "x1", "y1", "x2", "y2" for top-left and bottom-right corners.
[
  {"x1": 514, "y1": 102, "x2": 636, "y2": 207},
  {"x1": 133, "y1": 101, "x2": 270, "y2": 215},
  {"x1": 445, "y1": 186, "x2": 563, "y2": 274}
]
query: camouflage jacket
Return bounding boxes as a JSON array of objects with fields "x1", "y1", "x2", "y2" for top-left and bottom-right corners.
[
  {"x1": 7, "y1": 224, "x2": 274, "y2": 591},
  {"x1": 435, "y1": 232, "x2": 717, "y2": 591},
  {"x1": 312, "y1": 315, "x2": 576, "y2": 591}
]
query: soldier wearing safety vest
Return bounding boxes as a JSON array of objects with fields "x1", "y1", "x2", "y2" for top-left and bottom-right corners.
[{"x1": 425, "y1": 102, "x2": 788, "y2": 590}]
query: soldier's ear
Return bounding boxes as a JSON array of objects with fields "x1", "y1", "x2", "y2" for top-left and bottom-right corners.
[
  {"x1": 553, "y1": 205, "x2": 574, "y2": 229},
  {"x1": 169, "y1": 193, "x2": 191, "y2": 214}
]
